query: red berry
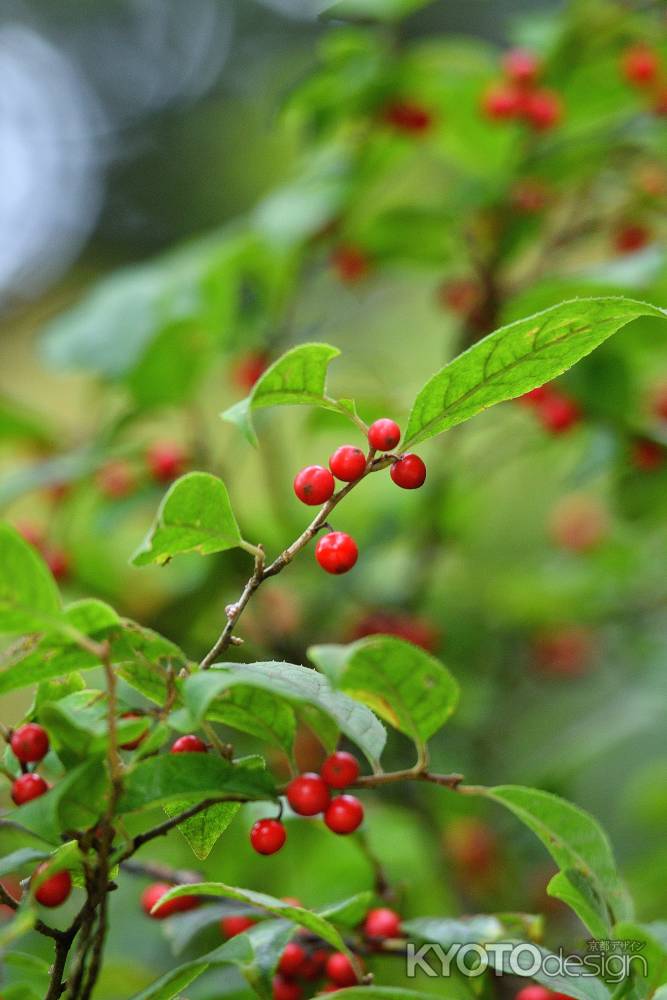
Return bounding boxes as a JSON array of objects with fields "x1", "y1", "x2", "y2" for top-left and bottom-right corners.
[
  {"x1": 15, "y1": 521, "x2": 44, "y2": 549},
  {"x1": 329, "y1": 446, "x2": 367, "y2": 482},
  {"x1": 220, "y1": 914, "x2": 256, "y2": 938},
  {"x1": 315, "y1": 532, "x2": 358, "y2": 575},
  {"x1": 233, "y1": 351, "x2": 269, "y2": 392},
  {"x1": 363, "y1": 907, "x2": 402, "y2": 939},
  {"x1": 324, "y1": 795, "x2": 364, "y2": 835},
  {"x1": 273, "y1": 975, "x2": 302, "y2": 1000},
  {"x1": 301, "y1": 948, "x2": 330, "y2": 980},
  {"x1": 294, "y1": 466, "x2": 336, "y2": 506},
  {"x1": 331, "y1": 245, "x2": 369, "y2": 284},
  {"x1": 438, "y1": 278, "x2": 481, "y2": 315},
  {"x1": 96, "y1": 460, "x2": 135, "y2": 499},
  {"x1": 523, "y1": 89, "x2": 563, "y2": 130},
  {"x1": 444, "y1": 817, "x2": 497, "y2": 873},
  {"x1": 320, "y1": 751, "x2": 359, "y2": 789},
  {"x1": 614, "y1": 223, "x2": 650, "y2": 254},
  {"x1": 390, "y1": 454, "x2": 426, "y2": 489},
  {"x1": 515, "y1": 988, "x2": 553, "y2": 1000},
  {"x1": 33, "y1": 866, "x2": 72, "y2": 908},
  {"x1": 11, "y1": 773, "x2": 49, "y2": 805},
  {"x1": 325, "y1": 951, "x2": 358, "y2": 987},
  {"x1": 349, "y1": 609, "x2": 439, "y2": 652},
  {"x1": 519, "y1": 385, "x2": 551, "y2": 406},
  {"x1": 382, "y1": 99, "x2": 433, "y2": 134},
  {"x1": 141, "y1": 882, "x2": 199, "y2": 918},
  {"x1": 533, "y1": 627, "x2": 594, "y2": 679},
  {"x1": 536, "y1": 393, "x2": 581, "y2": 433},
  {"x1": 368, "y1": 419, "x2": 401, "y2": 452},
  {"x1": 631, "y1": 437, "x2": 664, "y2": 471},
  {"x1": 44, "y1": 547, "x2": 70, "y2": 582},
  {"x1": 119, "y1": 712, "x2": 147, "y2": 751},
  {"x1": 170, "y1": 734, "x2": 207, "y2": 754},
  {"x1": 621, "y1": 44, "x2": 659, "y2": 87},
  {"x1": 10, "y1": 724, "x2": 49, "y2": 764},
  {"x1": 278, "y1": 941, "x2": 308, "y2": 976},
  {"x1": 503, "y1": 49, "x2": 541, "y2": 86},
  {"x1": 147, "y1": 441, "x2": 186, "y2": 483},
  {"x1": 482, "y1": 83, "x2": 522, "y2": 120},
  {"x1": 250, "y1": 818, "x2": 287, "y2": 855},
  {"x1": 287, "y1": 773, "x2": 331, "y2": 816}
]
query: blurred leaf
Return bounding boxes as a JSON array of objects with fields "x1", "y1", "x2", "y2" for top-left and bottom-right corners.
[
  {"x1": 309, "y1": 636, "x2": 459, "y2": 747},
  {"x1": 0, "y1": 849, "x2": 49, "y2": 878},
  {"x1": 404, "y1": 298, "x2": 667, "y2": 449},
  {"x1": 403, "y1": 914, "x2": 510, "y2": 946},
  {"x1": 320, "y1": 891, "x2": 373, "y2": 927},
  {"x1": 183, "y1": 662, "x2": 386, "y2": 767},
  {"x1": 321, "y1": 0, "x2": 435, "y2": 21},
  {"x1": 613, "y1": 920, "x2": 667, "y2": 992},
  {"x1": 488, "y1": 942, "x2": 611, "y2": 1000},
  {"x1": 221, "y1": 343, "x2": 341, "y2": 446},
  {"x1": 0, "y1": 909, "x2": 36, "y2": 950},
  {"x1": 0, "y1": 397, "x2": 54, "y2": 446},
  {"x1": 125, "y1": 321, "x2": 214, "y2": 408},
  {"x1": 132, "y1": 472, "x2": 242, "y2": 567},
  {"x1": 0, "y1": 524, "x2": 61, "y2": 634}
]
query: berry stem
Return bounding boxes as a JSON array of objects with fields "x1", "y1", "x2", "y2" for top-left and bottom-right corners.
[{"x1": 323, "y1": 394, "x2": 370, "y2": 435}]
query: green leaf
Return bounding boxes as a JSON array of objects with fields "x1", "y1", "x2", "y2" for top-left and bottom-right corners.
[
  {"x1": 488, "y1": 942, "x2": 611, "y2": 1000},
  {"x1": 484, "y1": 785, "x2": 632, "y2": 935},
  {"x1": 0, "y1": 848, "x2": 49, "y2": 878},
  {"x1": 205, "y1": 686, "x2": 297, "y2": 756},
  {"x1": 183, "y1": 661, "x2": 386, "y2": 768},
  {"x1": 403, "y1": 914, "x2": 511, "y2": 946},
  {"x1": 221, "y1": 343, "x2": 341, "y2": 446},
  {"x1": 10, "y1": 759, "x2": 108, "y2": 843},
  {"x1": 125, "y1": 321, "x2": 214, "y2": 408},
  {"x1": 132, "y1": 472, "x2": 242, "y2": 567},
  {"x1": 309, "y1": 636, "x2": 459, "y2": 747},
  {"x1": 403, "y1": 297, "x2": 667, "y2": 449},
  {"x1": 613, "y1": 921, "x2": 667, "y2": 992},
  {"x1": 38, "y1": 690, "x2": 149, "y2": 762},
  {"x1": 317, "y1": 992, "x2": 446, "y2": 1000},
  {"x1": 0, "y1": 524, "x2": 61, "y2": 633},
  {"x1": 320, "y1": 0, "x2": 435, "y2": 21},
  {"x1": 117, "y1": 753, "x2": 276, "y2": 813},
  {"x1": 162, "y1": 799, "x2": 240, "y2": 860}
]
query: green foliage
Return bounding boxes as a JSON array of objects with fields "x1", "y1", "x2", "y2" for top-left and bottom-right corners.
[{"x1": 0, "y1": 525, "x2": 61, "y2": 633}]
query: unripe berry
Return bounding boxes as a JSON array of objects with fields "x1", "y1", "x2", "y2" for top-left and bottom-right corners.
[
  {"x1": 320, "y1": 751, "x2": 360, "y2": 789},
  {"x1": 324, "y1": 794, "x2": 364, "y2": 835},
  {"x1": 287, "y1": 772, "x2": 331, "y2": 816},
  {"x1": 220, "y1": 914, "x2": 256, "y2": 938},
  {"x1": 368, "y1": 418, "x2": 401, "y2": 452},
  {"x1": 363, "y1": 907, "x2": 402, "y2": 939},
  {"x1": 515, "y1": 988, "x2": 553, "y2": 1000},
  {"x1": 331, "y1": 245, "x2": 369, "y2": 284},
  {"x1": 523, "y1": 89, "x2": 563, "y2": 130},
  {"x1": 11, "y1": 773, "x2": 49, "y2": 805},
  {"x1": 119, "y1": 712, "x2": 147, "y2": 751},
  {"x1": 621, "y1": 45, "x2": 659, "y2": 87},
  {"x1": 250, "y1": 818, "x2": 287, "y2": 855},
  {"x1": 278, "y1": 941, "x2": 308, "y2": 976},
  {"x1": 329, "y1": 445, "x2": 367, "y2": 482},
  {"x1": 390, "y1": 454, "x2": 426, "y2": 489},
  {"x1": 147, "y1": 441, "x2": 186, "y2": 483},
  {"x1": 33, "y1": 865, "x2": 72, "y2": 908},
  {"x1": 503, "y1": 49, "x2": 541, "y2": 86},
  {"x1": 170, "y1": 734, "x2": 207, "y2": 754},
  {"x1": 482, "y1": 83, "x2": 522, "y2": 120},
  {"x1": 325, "y1": 951, "x2": 358, "y2": 987},
  {"x1": 382, "y1": 99, "x2": 433, "y2": 134},
  {"x1": 141, "y1": 882, "x2": 199, "y2": 918},
  {"x1": 631, "y1": 437, "x2": 664, "y2": 471},
  {"x1": 614, "y1": 223, "x2": 650, "y2": 254},
  {"x1": 315, "y1": 532, "x2": 358, "y2": 575},
  {"x1": 96, "y1": 459, "x2": 135, "y2": 499},
  {"x1": 11, "y1": 724, "x2": 49, "y2": 764},
  {"x1": 273, "y1": 975, "x2": 302, "y2": 1000},
  {"x1": 294, "y1": 466, "x2": 335, "y2": 506}
]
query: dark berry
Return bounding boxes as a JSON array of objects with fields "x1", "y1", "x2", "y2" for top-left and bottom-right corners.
[
  {"x1": 294, "y1": 466, "x2": 335, "y2": 506},
  {"x1": 11, "y1": 724, "x2": 49, "y2": 764},
  {"x1": 631, "y1": 437, "x2": 664, "y2": 471},
  {"x1": 11, "y1": 773, "x2": 49, "y2": 805},
  {"x1": 301, "y1": 948, "x2": 330, "y2": 980},
  {"x1": 170, "y1": 734, "x2": 207, "y2": 754},
  {"x1": 390, "y1": 454, "x2": 426, "y2": 490},
  {"x1": 382, "y1": 99, "x2": 433, "y2": 134},
  {"x1": 368, "y1": 419, "x2": 401, "y2": 452},
  {"x1": 141, "y1": 883, "x2": 199, "y2": 918},
  {"x1": 325, "y1": 951, "x2": 359, "y2": 987},
  {"x1": 33, "y1": 866, "x2": 72, "y2": 908},
  {"x1": 315, "y1": 532, "x2": 358, "y2": 574},
  {"x1": 329, "y1": 446, "x2": 367, "y2": 482},
  {"x1": 324, "y1": 795, "x2": 364, "y2": 835},
  {"x1": 220, "y1": 914, "x2": 256, "y2": 938},
  {"x1": 363, "y1": 907, "x2": 402, "y2": 939},
  {"x1": 250, "y1": 818, "x2": 287, "y2": 855},
  {"x1": 287, "y1": 773, "x2": 331, "y2": 816},
  {"x1": 320, "y1": 751, "x2": 359, "y2": 789}
]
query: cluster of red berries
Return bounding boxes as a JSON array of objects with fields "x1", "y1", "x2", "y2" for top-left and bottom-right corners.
[
  {"x1": 293, "y1": 419, "x2": 426, "y2": 575},
  {"x1": 518, "y1": 384, "x2": 581, "y2": 434},
  {"x1": 96, "y1": 441, "x2": 188, "y2": 500},
  {"x1": 250, "y1": 751, "x2": 363, "y2": 856},
  {"x1": 15, "y1": 522, "x2": 70, "y2": 582},
  {"x1": 482, "y1": 49, "x2": 563, "y2": 131},
  {"x1": 620, "y1": 43, "x2": 667, "y2": 115}
]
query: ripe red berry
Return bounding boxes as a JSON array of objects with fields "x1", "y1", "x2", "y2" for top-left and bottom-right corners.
[
  {"x1": 325, "y1": 951, "x2": 358, "y2": 987},
  {"x1": 621, "y1": 44, "x2": 659, "y2": 87},
  {"x1": 273, "y1": 975, "x2": 302, "y2": 1000},
  {"x1": 368, "y1": 418, "x2": 401, "y2": 452},
  {"x1": 515, "y1": 987, "x2": 554, "y2": 1000},
  {"x1": 294, "y1": 466, "x2": 336, "y2": 506},
  {"x1": 232, "y1": 350, "x2": 269, "y2": 392},
  {"x1": 331, "y1": 245, "x2": 369, "y2": 284},
  {"x1": 482, "y1": 82, "x2": 522, "y2": 120},
  {"x1": 141, "y1": 883, "x2": 199, "y2": 918},
  {"x1": 363, "y1": 907, "x2": 402, "y2": 939},
  {"x1": 320, "y1": 751, "x2": 359, "y2": 789},
  {"x1": 329, "y1": 446, "x2": 367, "y2": 482},
  {"x1": 324, "y1": 794, "x2": 364, "y2": 835},
  {"x1": 11, "y1": 724, "x2": 49, "y2": 764},
  {"x1": 44, "y1": 547, "x2": 70, "y2": 582},
  {"x1": 519, "y1": 385, "x2": 551, "y2": 406},
  {"x1": 287, "y1": 772, "x2": 331, "y2": 816},
  {"x1": 33, "y1": 866, "x2": 72, "y2": 908},
  {"x1": 315, "y1": 532, "x2": 358, "y2": 575},
  {"x1": 438, "y1": 277, "x2": 481, "y2": 315},
  {"x1": 503, "y1": 49, "x2": 541, "y2": 86},
  {"x1": 278, "y1": 941, "x2": 308, "y2": 976},
  {"x1": 523, "y1": 89, "x2": 563, "y2": 130},
  {"x1": 614, "y1": 223, "x2": 650, "y2": 254},
  {"x1": 390, "y1": 454, "x2": 427, "y2": 489},
  {"x1": 444, "y1": 817, "x2": 497, "y2": 873},
  {"x1": 119, "y1": 712, "x2": 147, "y2": 751},
  {"x1": 220, "y1": 914, "x2": 256, "y2": 938},
  {"x1": 533, "y1": 627, "x2": 594, "y2": 679},
  {"x1": 250, "y1": 818, "x2": 287, "y2": 855},
  {"x1": 96, "y1": 460, "x2": 135, "y2": 499},
  {"x1": 382, "y1": 99, "x2": 433, "y2": 134},
  {"x1": 301, "y1": 948, "x2": 330, "y2": 980},
  {"x1": 349, "y1": 609, "x2": 439, "y2": 652},
  {"x1": 170, "y1": 734, "x2": 207, "y2": 754},
  {"x1": 147, "y1": 441, "x2": 186, "y2": 483},
  {"x1": 631, "y1": 437, "x2": 664, "y2": 471},
  {"x1": 11, "y1": 773, "x2": 50, "y2": 805},
  {"x1": 536, "y1": 394, "x2": 581, "y2": 433}
]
